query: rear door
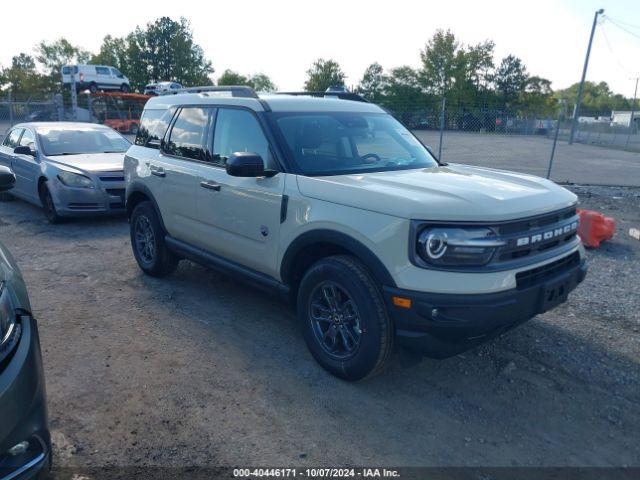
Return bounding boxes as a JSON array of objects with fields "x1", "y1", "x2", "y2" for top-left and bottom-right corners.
[
  {"x1": 153, "y1": 106, "x2": 213, "y2": 245},
  {"x1": 193, "y1": 107, "x2": 285, "y2": 277}
]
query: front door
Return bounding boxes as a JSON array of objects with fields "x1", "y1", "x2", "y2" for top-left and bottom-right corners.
[
  {"x1": 11, "y1": 128, "x2": 40, "y2": 201},
  {"x1": 194, "y1": 107, "x2": 284, "y2": 278}
]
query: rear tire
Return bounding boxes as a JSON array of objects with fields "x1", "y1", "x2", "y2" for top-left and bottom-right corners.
[
  {"x1": 39, "y1": 183, "x2": 62, "y2": 224},
  {"x1": 130, "y1": 201, "x2": 178, "y2": 277},
  {"x1": 297, "y1": 255, "x2": 394, "y2": 381},
  {"x1": 89, "y1": 82, "x2": 98, "y2": 94}
]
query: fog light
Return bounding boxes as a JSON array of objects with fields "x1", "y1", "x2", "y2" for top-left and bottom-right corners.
[{"x1": 7, "y1": 441, "x2": 29, "y2": 456}]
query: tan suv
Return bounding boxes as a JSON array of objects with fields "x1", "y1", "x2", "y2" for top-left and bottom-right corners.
[{"x1": 124, "y1": 86, "x2": 587, "y2": 381}]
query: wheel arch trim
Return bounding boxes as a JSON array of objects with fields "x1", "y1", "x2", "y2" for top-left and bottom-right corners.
[{"x1": 280, "y1": 229, "x2": 397, "y2": 288}]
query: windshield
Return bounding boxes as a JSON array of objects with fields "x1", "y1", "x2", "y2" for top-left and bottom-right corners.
[
  {"x1": 273, "y1": 112, "x2": 438, "y2": 176},
  {"x1": 37, "y1": 127, "x2": 130, "y2": 156}
]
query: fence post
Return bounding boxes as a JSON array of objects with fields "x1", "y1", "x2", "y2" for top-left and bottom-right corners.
[
  {"x1": 70, "y1": 71, "x2": 78, "y2": 121},
  {"x1": 547, "y1": 101, "x2": 565, "y2": 179},
  {"x1": 8, "y1": 91, "x2": 13, "y2": 127},
  {"x1": 438, "y1": 97, "x2": 446, "y2": 161}
]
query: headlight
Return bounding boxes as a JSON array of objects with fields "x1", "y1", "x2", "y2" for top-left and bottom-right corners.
[
  {"x1": 57, "y1": 171, "x2": 94, "y2": 188},
  {"x1": 417, "y1": 227, "x2": 506, "y2": 266},
  {"x1": 0, "y1": 282, "x2": 20, "y2": 362}
]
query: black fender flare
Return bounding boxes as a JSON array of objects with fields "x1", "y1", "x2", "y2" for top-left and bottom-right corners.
[
  {"x1": 126, "y1": 182, "x2": 167, "y2": 232},
  {"x1": 280, "y1": 229, "x2": 397, "y2": 288}
]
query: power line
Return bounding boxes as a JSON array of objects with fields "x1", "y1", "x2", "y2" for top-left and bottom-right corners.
[
  {"x1": 604, "y1": 16, "x2": 640, "y2": 41},
  {"x1": 603, "y1": 16, "x2": 640, "y2": 31},
  {"x1": 600, "y1": 24, "x2": 638, "y2": 75}
]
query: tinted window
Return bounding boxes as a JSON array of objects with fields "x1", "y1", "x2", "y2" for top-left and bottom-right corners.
[
  {"x1": 111, "y1": 68, "x2": 123, "y2": 78},
  {"x1": 165, "y1": 107, "x2": 209, "y2": 160},
  {"x1": 62, "y1": 66, "x2": 78, "y2": 75},
  {"x1": 37, "y1": 127, "x2": 130, "y2": 156},
  {"x1": 96, "y1": 67, "x2": 110, "y2": 75},
  {"x1": 3, "y1": 129, "x2": 23, "y2": 148},
  {"x1": 212, "y1": 108, "x2": 271, "y2": 168},
  {"x1": 135, "y1": 108, "x2": 174, "y2": 147},
  {"x1": 18, "y1": 129, "x2": 35, "y2": 149},
  {"x1": 274, "y1": 112, "x2": 438, "y2": 175}
]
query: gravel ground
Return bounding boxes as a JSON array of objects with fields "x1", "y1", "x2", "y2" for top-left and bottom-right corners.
[{"x1": 0, "y1": 185, "x2": 639, "y2": 473}]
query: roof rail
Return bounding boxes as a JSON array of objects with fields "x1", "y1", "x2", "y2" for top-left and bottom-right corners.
[
  {"x1": 276, "y1": 91, "x2": 370, "y2": 103},
  {"x1": 161, "y1": 85, "x2": 259, "y2": 99}
]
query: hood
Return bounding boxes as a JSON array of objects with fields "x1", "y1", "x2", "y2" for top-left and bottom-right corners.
[
  {"x1": 45, "y1": 152, "x2": 125, "y2": 173},
  {"x1": 296, "y1": 164, "x2": 577, "y2": 222}
]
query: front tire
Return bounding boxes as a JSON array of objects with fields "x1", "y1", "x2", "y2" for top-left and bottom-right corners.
[
  {"x1": 130, "y1": 201, "x2": 178, "y2": 277},
  {"x1": 121, "y1": 83, "x2": 130, "y2": 93},
  {"x1": 39, "y1": 183, "x2": 62, "y2": 224},
  {"x1": 297, "y1": 255, "x2": 394, "y2": 381},
  {"x1": 89, "y1": 82, "x2": 98, "y2": 94}
]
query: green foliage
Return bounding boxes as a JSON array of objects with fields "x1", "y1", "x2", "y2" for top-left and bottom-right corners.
[
  {"x1": 217, "y1": 70, "x2": 276, "y2": 92},
  {"x1": 357, "y1": 63, "x2": 387, "y2": 104},
  {"x1": 0, "y1": 53, "x2": 53, "y2": 94},
  {"x1": 554, "y1": 81, "x2": 632, "y2": 114},
  {"x1": 491, "y1": 54, "x2": 528, "y2": 106},
  {"x1": 304, "y1": 59, "x2": 346, "y2": 92},
  {"x1": 90, "y1": 35, "x2": 127, "y2": 70}
]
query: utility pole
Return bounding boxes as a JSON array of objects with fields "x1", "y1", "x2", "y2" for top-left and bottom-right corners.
[
  {"x1": 625, "y1": 77, "x2": 639, "y2": 150},
  {"x1": 569, "y1": 8, "x2": 604, "y2": 145}
]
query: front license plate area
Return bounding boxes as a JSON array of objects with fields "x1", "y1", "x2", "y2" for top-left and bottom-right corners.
[{"x1": 540, "y1": 275, "x2": 571, "y2": 312}]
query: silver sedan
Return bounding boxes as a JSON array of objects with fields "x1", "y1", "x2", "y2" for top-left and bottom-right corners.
[{"x1": 0, "y1": 122, "x2": 130, "y2": 223}]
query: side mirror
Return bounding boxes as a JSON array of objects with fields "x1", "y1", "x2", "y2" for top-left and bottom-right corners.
[
  {"x1": 14, "y1": 145, "x2": 35, "y2": 157},
  {"x1": 226, "y1": 152, "x2": 269, "y2": 177},
  {"x1": 0, "y1": 166, "x2": 16, "y2": 192}
]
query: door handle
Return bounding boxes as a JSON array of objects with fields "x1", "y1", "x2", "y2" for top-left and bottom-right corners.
[
  {"x1": 200, "y1": 181, "x2": 221, "y2": 191},
  {"x1": 150, "y1": 165, "x2": 166, "y2": 177}
]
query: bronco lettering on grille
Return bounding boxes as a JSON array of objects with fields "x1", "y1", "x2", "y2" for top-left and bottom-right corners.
[{"x1": 515, "y1": 221, "x2": 578, "y2": 247}]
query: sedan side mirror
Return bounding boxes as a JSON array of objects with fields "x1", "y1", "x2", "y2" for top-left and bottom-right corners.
[
  {"x1": 0, "y1": 166, "x2": 16, "y2": 192},
  {"x1": 226, "y1": 152, "x2": 274, "y2": 177},
  {"x1": 14, "y1": 145, "x2": 35, "y2": 157}
]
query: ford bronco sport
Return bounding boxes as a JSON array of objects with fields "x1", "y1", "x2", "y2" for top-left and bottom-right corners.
[{"x1": 124, "y1": 86, "x2": 587, "y2": 381}]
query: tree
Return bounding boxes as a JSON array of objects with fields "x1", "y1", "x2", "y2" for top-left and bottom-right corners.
[
  {"x1": 0, "y1": 53, "x2": 52, "y2": 94},
  {"x1": 90, "y1": 35, "x2": 127, "y2": 70},
  {"x1": 380, "y1": 66, "x2": 428, "y2": 125},
  {"x1": 491, "y1": 55, "x2": 528, "y2": 106},
  {"x1": 357, "y1": 63, "x2": 387, "y2": 103},
  {"x1": 304, "y1": 59, "x2": 345, "y2": 92},
  {"x1": 35, "y1": 38, "x2": 91, "y2": 86},
  {"x1": 554, "y1": 81, "x2": 631, "y2": 114},
  {"x1": 419, "y1": 30, "x2": 459, "y2": 96},
  {"x1": 217, "y1": 69, "x2": 249, "y2": 86},
  {"x1": 123, "y1": 17, "x2": 214, "y2": 90},
  {"x1": 249, "y1": 73, "x2": 276, "y2": 92}
]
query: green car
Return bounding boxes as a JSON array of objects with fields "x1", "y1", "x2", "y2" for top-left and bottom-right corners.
[{"x1": 0, "y1": 166, "x2": 51, "y2": 479}]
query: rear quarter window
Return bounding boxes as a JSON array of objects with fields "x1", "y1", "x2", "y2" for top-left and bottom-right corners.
[{"x1": 135, "y1": 108, "x2": 175, "y2": 147}]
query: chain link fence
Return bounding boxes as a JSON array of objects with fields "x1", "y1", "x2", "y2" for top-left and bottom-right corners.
[{"x1": 1, "y1": 90, "x2": 638, "y2": 187}]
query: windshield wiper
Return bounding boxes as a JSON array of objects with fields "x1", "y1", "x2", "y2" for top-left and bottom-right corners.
[
  {"x1": 47, "y1": 152, "x2": 81, "y2": 156},
  {"x1": 102, "y1": 150, "x2": 126, "y2": 153}
]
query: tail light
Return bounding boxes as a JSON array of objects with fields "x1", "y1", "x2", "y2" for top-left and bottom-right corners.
[{"x1": 79, "y1": 73, "x2": 84, "y2": 82}]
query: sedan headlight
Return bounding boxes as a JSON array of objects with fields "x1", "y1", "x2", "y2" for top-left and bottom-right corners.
[
  {"x1": 417, "y1": 227, "x2": 506, "y2": 267},
  {"x1": 57, "y1": 171, "x2": 94, "y2": 188},
  {"x1": 0, "y1": 282, "x2": 20, "y2": 363}
]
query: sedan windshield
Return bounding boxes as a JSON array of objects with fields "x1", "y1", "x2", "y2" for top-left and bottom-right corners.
[
  {"x1": 273, "y1": 112, "x2": 438, "y2": 175},
  {"x1": 37, "y1": 127, "x2": 130, "y2": 156}
]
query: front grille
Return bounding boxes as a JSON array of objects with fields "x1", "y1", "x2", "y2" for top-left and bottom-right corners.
[
  {"x1": 516, "y1": 252, "x2": 580, "y2": 289},
  {"x1": 105, "y1": 188, "x2": 125, "y2": 197},
  {"x1": 494, "y1": 207, "x2": 579, "y2": 264}
]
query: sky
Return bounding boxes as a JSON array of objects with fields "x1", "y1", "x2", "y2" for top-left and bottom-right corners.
[{"x1": 1, "y1": 0, "x2": 639, "y2": 97}]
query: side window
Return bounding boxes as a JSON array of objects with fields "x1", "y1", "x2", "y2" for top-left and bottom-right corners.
[
  {"x1": 212, "y1": 109, "x2": 272, "y2": 168},
  {"x1": 111, "y1": 68, "x2": 123, "y2": 78},
  {"x1": 135, "y1": 108, "x2": 175, "y2": 147},
  {"x1": 164, "y1": 107, "x2": 209, "y2": 160},
  {"x1": 96, "y1": 66, "x2": 110, "y2": 76},
  {"x1": 3, "y1": 129, "x2": 23, "y2": 148},
  {"x1": 18, "y1": 129, "x2": 35, "y2": 149}
]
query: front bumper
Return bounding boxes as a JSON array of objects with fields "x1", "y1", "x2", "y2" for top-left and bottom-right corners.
[
  {"x1": 51, "y1": 173, "x2": 126, "y2": 217},
  {"x1": 0, "y1": 316, "x2": 51, "y2": 480},
  {"x1": 384, "y1": 254, "x2": 588, "y2": 358}
]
